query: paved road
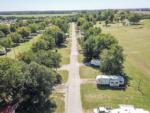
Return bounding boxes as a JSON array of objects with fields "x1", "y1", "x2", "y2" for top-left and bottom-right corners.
[{"x1": 65, "y1": 23, "x2": 83, "y2": 113}]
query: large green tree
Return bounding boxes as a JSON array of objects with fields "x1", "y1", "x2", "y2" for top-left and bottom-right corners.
[
  {"x1": 100, "y1": 44, "x2": 124, "y2": 74},
  {"x1": 0, "y1": 24, "x2": 10, "y2": 35},
  {"x1": 0, "y1": 58, "x2": 60, "y2": 113},
  {"x1": 9, "y1": 32, "x2": 22, "y2": 43},
  {"x1": 17, "y1": 27, "x2": 31, "y2": 38}
]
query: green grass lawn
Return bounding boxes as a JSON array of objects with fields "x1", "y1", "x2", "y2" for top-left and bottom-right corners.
[
  {"x1": 58, "y1": 70, "x2": 68, "y2": 83},
  {"x1": 81, "y1": 83, "x2": 150, "y2": 113},
  {"x1": 80, "y1": 20, "x2": 150, "y2": 112},
  {"x1": 50, "y1": 92, "x2": 65, "y2": 113},
  {"x1": 58, "y1": 38, "x2": 71, "y2": 65},
  {"x1": 1, "y1": 34, "x2": 42, "y2": 59},
  {"x1": 78, "y1": 53, "x2": 84, "y2": 63},
  {"x1": 143, "y1": 19, "x2": 150, "y2": 29},
  {"x1": 80, "y1": 65, "x2": 101, "y2": 79}
]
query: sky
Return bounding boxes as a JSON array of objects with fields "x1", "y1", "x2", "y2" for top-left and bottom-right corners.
[{"x1": 0, "y1": 0, "x2": 150, "y2": 11}]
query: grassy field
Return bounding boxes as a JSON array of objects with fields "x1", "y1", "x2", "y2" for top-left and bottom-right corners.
[
  {"x1": 58, "y1": 70, "x2": 68, "y2": 83},
  {"x1": 58, "y1": 38, "x2": 71, "y2": 65},
  {"x1": 80, "y1": 19, "x2": 150, "y2": 112},
  {"x1": 0, "y1": 13, "x2": 75, "y2": 17},
  {"x1": 50, "y1": 92, "x2": 65, "y2": 113},
  {"x1": 80, "y1": 65, "x2": 101, "y2": 79},
  {"x1": 81, "y1": 83, "x2": 150, "y2": 113},
  {"x1": 1, "y1": 34, "x2": 41, "y2": 59}
]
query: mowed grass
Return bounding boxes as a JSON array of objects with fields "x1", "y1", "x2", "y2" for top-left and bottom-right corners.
[
  {"x1": 1, "y1": 34, "x2": 42, "y2": 59},
  {"x1": 58, "y1": 70, "x2": 68, "y2": 83},
  {"x1": 81, "y1": 83, "x2": 150, "y2": 113},
  {"x1": 58, "y1": 38, "x2": 71, "y2": 65},
  {"x1": 80, "y1": 65, "x2": 101, "y2": 79},
  {"x1": 81, "y1": 20, "x2": 150, "y2": 112},
  {"x1": 50, "y1": 92, "x2": 65, "y2": 113}
]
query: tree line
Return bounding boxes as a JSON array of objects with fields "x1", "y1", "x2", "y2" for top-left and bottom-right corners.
[
  {"x1": 0, "y1": 16, "x2": 69, "y2": 113},
  {"x1": 77, "y1": 16, "x2": 125, "y2": 75}
]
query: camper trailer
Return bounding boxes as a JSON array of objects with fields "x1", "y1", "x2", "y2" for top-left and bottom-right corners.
[
  {"x1": 96, "y1": 75, "x2": 124, "y2": 87},
  {"x1": 0, "y1": 47, "x2": 6, "y2": 55},
  {"x1": 93, "y1": 105, "x2": 149, "y2": 113},
  {"x1": 90, "y1": 59, "x2": 101, "y2": 66}
]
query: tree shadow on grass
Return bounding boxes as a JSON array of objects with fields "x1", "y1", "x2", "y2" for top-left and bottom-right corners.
[
  {"x1": 56, "y1": 44, "x2": 67, "y2": 49},
  {"x1": 97, "y1": 84, "x2": 127, "y2": 91}
]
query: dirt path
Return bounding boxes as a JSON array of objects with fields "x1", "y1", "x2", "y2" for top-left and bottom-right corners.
[{"x1": 65, "y1": 23, "x2": 83, "y2": 113}]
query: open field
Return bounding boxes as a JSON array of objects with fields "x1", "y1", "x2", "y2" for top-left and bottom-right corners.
[
  {"x1": 58, "y1": 70, "x2": 68, "y2": 83},
  {"x1": 81, "y1": 83, "x2": 150, "y2": 113},
  {"x1": 80, "y1": 20, "x2": 150, "y2": 112},
  {"x1": 1, "y1": 34, "x2": 41, "y2": 59},
  {"x1": 0, "y1": 13, "x2": 75, "y2": 17},
  {"x1": 80, "y1": 65, "x2": 101, "y2": 79}
]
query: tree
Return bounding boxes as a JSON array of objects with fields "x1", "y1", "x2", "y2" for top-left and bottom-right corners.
[
  {"x1": 44, "y1": 25, "x2": 60, "y2": 37},
  {"x1": 17, "y1": 51, "x2": 34, "y2": 64},
  {"x1": 81, "y1": 22, "x2": 93, "y2": 31},
  {"x1": 16, "y1": 62, "x2": 58, "y2": 113},
  {"x1": 9, "y1": 32, "x2": 22, "y2": 43},
  {"x1": 17, "y1": 27, "x2": 31, "y2": 38},
  {"x1": 0, "y1": 24, "x2": 10, "y2": 35},
  {"x1": 55, "y1": 31, "x2": 65, "y2": 46},
  {"x1": 10, "y1": 24, "x2": 17, "y2": 32},
  {"x1": 42, "y1": 35, "x2": 56, "y2": 49},
  {"x1": 94, "y1": 34, "x2": 118, "y2": 54},
  {"x1": 83, "y1": 36, "x2": 95, "y2": 60},
  {"x1": 0, "y1": 58, "x2": 26, "y2": 108},
  {"x1": 44, "y1": 26, "x2": 65, "y2": 47},
  {"x1": 0, "y1": 37, "x2": 13, "y2": 48},
  {"x1": 32, "y1": 39, "x2": 49, "y2": 52},
  {"x1": 29, "y1": 23, "x2": 39, "y2": 33},
  {"x1": 128, "y1": 13, "x2": 141, "y2": 23},
  {"x1": 0, "y1": 58, "x2": 60, "y2": 113},
  {"x1": 39, "y1": 22, "x2": 46, "y2": 30},
  {"x1": 77, "y1": 17, "x2": 86, "y2": 26},
  {"x1": 34, "y1": 50, "x2": 61, "y2": 69},
  {"x1": 0, "y1": 31, "x2": 5, "y2": 38},
  {"x1": 85, "y1": 27, "x2": 101, "y2": 38},
  {"x1": 100, "y1": 44, "x2": 124, "y2": 74},
  {"x1": 52, "y1": 18, "x2": 68, "y2": 33},
  {"x1": 101, "y1": 9, "x2": 115, "y2": 21},
  {"x1": 105, "y1": 19, "x2": 109, "y2": 26}
]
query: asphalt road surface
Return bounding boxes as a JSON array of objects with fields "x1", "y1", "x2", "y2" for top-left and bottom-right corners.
[{"x1": 65, "y1": 23, "x2": 83, "y2": 113}]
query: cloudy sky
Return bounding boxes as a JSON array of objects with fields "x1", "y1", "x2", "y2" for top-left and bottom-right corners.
[{"x1": 0, "y1": 0, "x2": 149, "y2": 11}]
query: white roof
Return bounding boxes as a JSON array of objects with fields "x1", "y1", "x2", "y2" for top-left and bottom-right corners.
[
  {"x1": 96, "y1": 105, "x2": 150, "y2": 113},
  {"x1": 96, "y1": 75, "x2": 124, "y2": 80}
]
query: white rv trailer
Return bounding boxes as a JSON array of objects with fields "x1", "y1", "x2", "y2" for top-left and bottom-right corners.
[
  {"x1": 90, "y1": 59, "x2": 101, "y2": 66},
  {"x1": 0, "y1": 47, "x2": 6, "y2": 55},
  {"x1": 93, "y1": 105, "x2": 149, "y2": 113},
  {"x1": 96, "y1": 75, "x2": 124, "y2": 87}
]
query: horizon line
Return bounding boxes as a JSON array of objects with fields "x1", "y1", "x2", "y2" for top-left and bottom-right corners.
[{"x1": 0, "y1": 8, "x2": 150, "y2": 12}]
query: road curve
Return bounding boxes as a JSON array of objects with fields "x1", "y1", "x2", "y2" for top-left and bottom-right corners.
[{"x1": 65, "y1": 23, "x2": 83, "y2": 113}]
